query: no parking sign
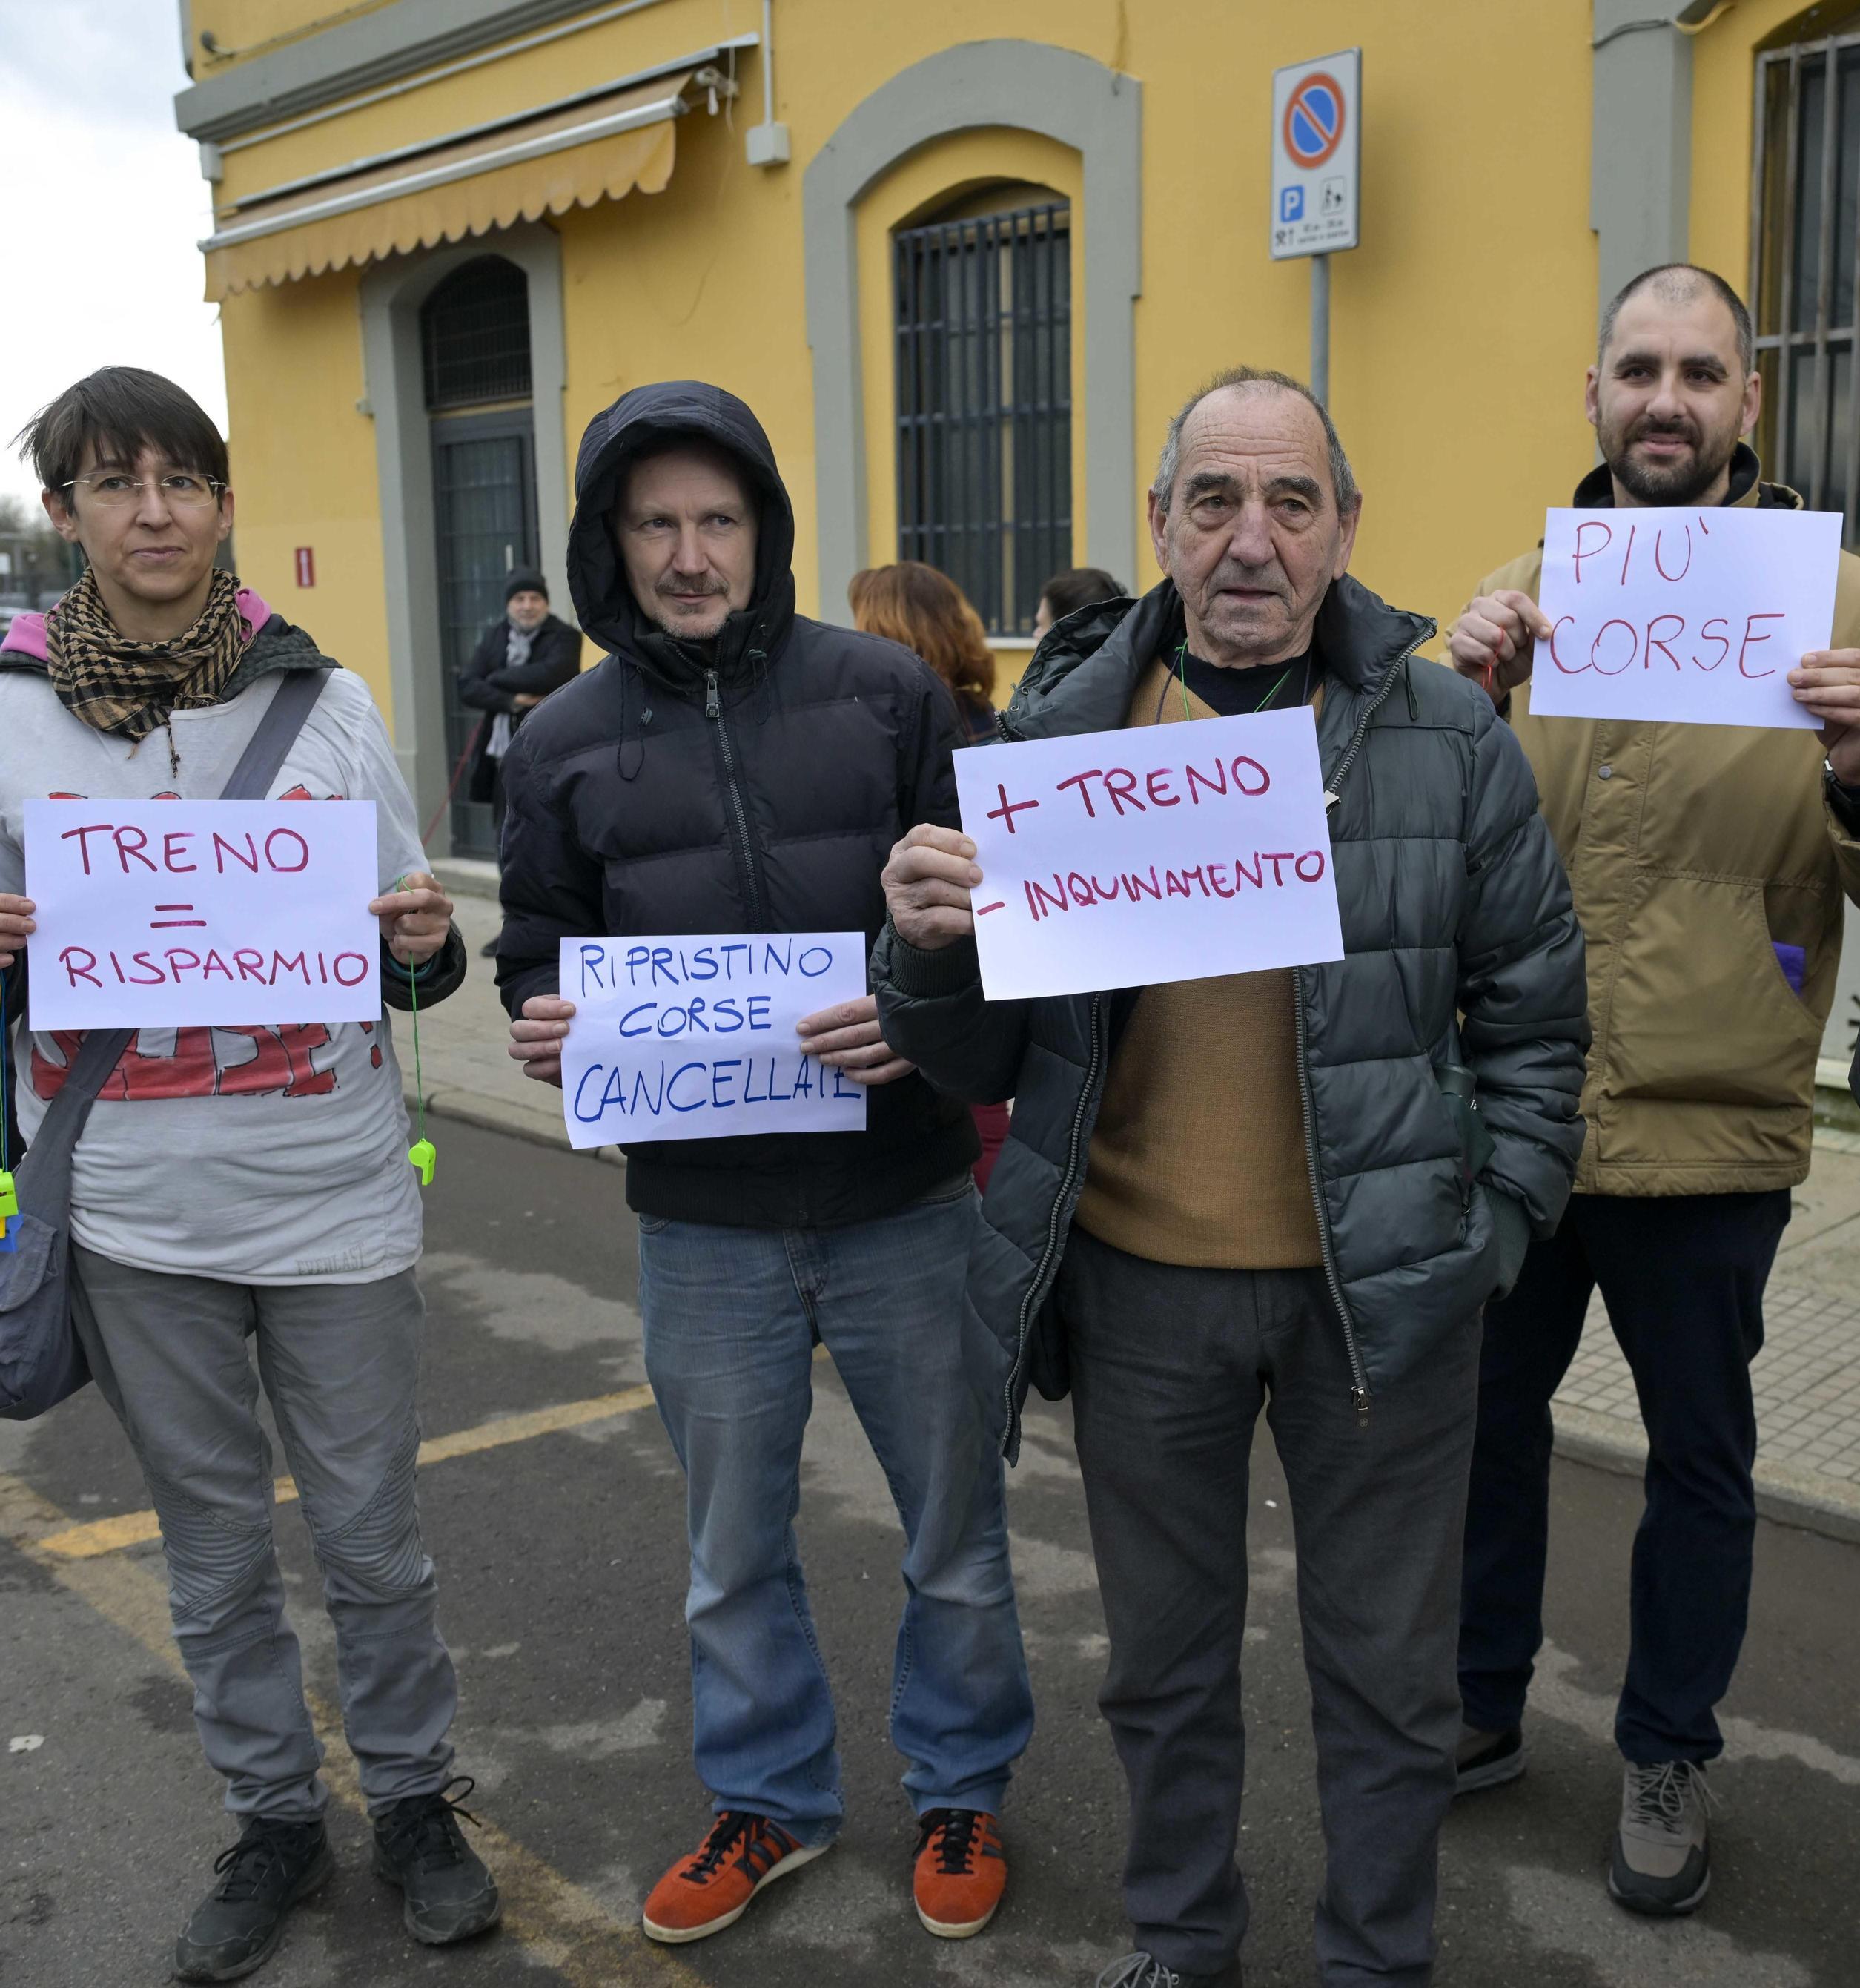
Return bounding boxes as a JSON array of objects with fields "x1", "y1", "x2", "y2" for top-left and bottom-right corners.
[{"x1": 1271, "y1": 50, "x2": 1361, "y2": 260}]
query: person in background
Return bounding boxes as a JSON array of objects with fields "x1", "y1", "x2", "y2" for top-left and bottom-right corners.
[
  {"x1": 1031, "y1": 566, "x2": 1126, "y2": 646},
  {"x1": 457, "y1": 571, "x2": 579, "y2": 953},
  {"x1": 0, "y1": 366, "x2": 493, "y2": 1983},
  {"x1": 848, "y1": 560, "x2": 1009, "y2": 1188},
  {"x1": 1448, "y1": 262, "x2": 1860, "y2": 1918}
]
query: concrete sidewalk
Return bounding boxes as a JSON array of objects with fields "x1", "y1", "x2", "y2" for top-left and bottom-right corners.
[{"x1": 420, "y1": 861, "x2": 1860, "y2": 1545}]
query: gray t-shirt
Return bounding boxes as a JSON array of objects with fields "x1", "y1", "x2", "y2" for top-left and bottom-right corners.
[{"x1": 0, "y1": 667, "x2": 426, "y2": 1284}]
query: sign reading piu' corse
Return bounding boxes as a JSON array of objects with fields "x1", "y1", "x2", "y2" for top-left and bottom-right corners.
[{"x1": 1530, "y1": 505, "x2": 1840, "y2": 728}]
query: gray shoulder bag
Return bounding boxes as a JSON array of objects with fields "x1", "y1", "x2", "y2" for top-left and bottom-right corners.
[{"x1": 0, "y1": 669, "x2": 331, "y2": 1419}]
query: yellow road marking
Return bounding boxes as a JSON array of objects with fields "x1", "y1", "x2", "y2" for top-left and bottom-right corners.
[
  {"x1": 36, "y1": 1382, "x2": 660, "y2": 1559},
  {"x1": 0, "y1": 1468, "x2": 699, "y2": 1987}
]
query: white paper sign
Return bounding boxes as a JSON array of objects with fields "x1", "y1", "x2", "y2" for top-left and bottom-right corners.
[
  {"x1": 1529, "y1": 505, "x2": 1839, "y2": 727},
  {"x1": 954, "y1": 707, "x2": 1345, "y2": 1001},
  {"x1": 559, "y1": 933, "x2": 870, "y2": 1149},
  {"x1": 25, "y1": 799, "x2": 381, "y2": 1029}
]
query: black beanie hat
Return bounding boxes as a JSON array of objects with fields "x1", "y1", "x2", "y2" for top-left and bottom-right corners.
[{"x1": 505, "y1": 568, "x2": 548, "y2": 604}]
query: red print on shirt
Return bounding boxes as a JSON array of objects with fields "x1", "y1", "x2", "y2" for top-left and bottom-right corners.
[{"x1": 32, "y1": 1023, "x2": 349, "y2": 1102}]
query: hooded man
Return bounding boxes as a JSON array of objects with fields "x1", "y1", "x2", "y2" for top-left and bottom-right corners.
[
  {"x1": 496, "y1": 383, "x2": 1033, "y2": 1949},
  {"x1": 1447, "y1": 262, "x2": 1860, "y2": 1918}
]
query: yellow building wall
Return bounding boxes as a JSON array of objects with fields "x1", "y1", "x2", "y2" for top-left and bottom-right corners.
[
  {"x1": 217, "y1": 266, "x2": 389, "y2": 692},
  {"x1": 208, "y1": 0, "x2": 1629, "y2": 735}
]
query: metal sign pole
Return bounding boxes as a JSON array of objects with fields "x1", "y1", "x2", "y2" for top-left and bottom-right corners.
[{"x1": 1310, "y1": 253, "x2": 1331, "y2": 406}]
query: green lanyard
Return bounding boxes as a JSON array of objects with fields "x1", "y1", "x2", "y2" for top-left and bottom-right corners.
[
  {"x1": 1174, "y1": 643, "x2": 1300, "y2": 722},
  {"x1": 0, "y1": 972, "x2": 16, "y2": 1252}
]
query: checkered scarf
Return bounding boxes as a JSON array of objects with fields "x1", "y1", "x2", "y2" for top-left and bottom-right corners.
[{"x1": 44, "y1": 566, "x2": 247, "y2": 744}]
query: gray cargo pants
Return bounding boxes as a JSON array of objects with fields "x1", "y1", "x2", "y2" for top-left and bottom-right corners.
[
  {"x1": 70, "y1": 1244, "x2": 457, "y2": 1819},
  {"x1": 1059, "y1": 1226, "x2": 1481, "y2": 1986}
]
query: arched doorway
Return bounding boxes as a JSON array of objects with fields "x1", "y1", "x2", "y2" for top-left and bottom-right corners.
[{"x1": 420, "y1": 254, "x2": 539, "y2": 856}]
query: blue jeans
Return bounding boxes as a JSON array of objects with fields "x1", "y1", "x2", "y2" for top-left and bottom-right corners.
[{"x1": 637, "y1": 1183, "x2": 1033, "y2": 1841}]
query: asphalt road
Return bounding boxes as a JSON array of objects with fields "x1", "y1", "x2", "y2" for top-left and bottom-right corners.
[{"x1": 3, "y1": 1117, "x2": 1857, "y2": 1988}]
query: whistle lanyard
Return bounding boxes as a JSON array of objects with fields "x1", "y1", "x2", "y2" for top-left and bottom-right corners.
[
  {"x1": 1171, "y1": 643, "x2": 1310, "y2": 723},
  {"x1": 0, "y1": 972, "x2": 16, "y2": 1251}
]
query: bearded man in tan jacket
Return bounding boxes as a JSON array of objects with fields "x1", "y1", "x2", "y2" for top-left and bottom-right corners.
[{"x1": 1446, "y1": 262, "x2": 1860, "y2": 1921}]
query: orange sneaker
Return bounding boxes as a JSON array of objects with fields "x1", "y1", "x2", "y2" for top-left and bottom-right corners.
[
  {"x1": 913, "y1": 1808, "x2": 1006, "y2": 1938},
  {"x1": 641, "y1": 1812, "x2": 827, "y2": 1944}
]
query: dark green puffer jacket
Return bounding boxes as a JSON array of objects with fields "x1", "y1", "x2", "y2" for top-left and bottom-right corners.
[{"x1": 873, "y1": 574, "x2": 1590, "y2": 1459}]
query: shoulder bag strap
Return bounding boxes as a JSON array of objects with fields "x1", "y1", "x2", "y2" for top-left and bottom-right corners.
[{"x1": 19, "y1": 668, "x2": 334, "y2": 1163}]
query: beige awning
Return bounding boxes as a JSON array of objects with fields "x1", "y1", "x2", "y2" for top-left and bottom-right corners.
[{"x1": 202, "y1": 70, "x2": 692, "y2": 300}]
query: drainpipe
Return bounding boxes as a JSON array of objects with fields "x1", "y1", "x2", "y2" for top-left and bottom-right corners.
[
  {"x1": 1589, "y1": 1, "x2": 1730, "y2": 323},
  {"x1": 746, "y1": 0, "x2": 790, "y2": 166}
]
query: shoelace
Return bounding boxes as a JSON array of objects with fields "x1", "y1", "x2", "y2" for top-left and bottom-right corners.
[
  {"x1": 1095, "y1": 1955, "x2": 1183, "y2": 1988},
  {"x1": 379, "y1": 1774, "x2": 483, "y2": 1871},
  {"x1": 679, "y1": 1811, "x2": 764, "y2": 1887},
  {"x1": 211, "y1": 1820, "x2": 320, "y2": 1903},
  {"x1": 1626, "y1": 1761, "x2": 1715, "y2": 1833},
  {"x1": 919, "y1": 1807, "x2": 982, "y2": 1875}
]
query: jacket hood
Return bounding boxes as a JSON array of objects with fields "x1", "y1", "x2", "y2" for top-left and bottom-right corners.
[
  {"x1": 1004, "y1": 572, "x2": 1434, "y2": 742},
  {"x1": 1571, "y1": 440, "x2": 1801, "y2": 513},
  {"x1": 566, "y1": 380, "x2": 796, "y2": 678}
]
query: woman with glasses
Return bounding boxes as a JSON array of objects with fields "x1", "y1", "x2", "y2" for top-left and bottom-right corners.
[{"x1": 0, "y1": 368, "x2": 499, "y2": 1983}]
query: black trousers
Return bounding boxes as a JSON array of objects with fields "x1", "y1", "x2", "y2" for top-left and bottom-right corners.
[
  {"x1": 1459, "y1": 1189, "x2": 1789, "y2": 1763},
  {"x1": 1061, "y1": 1226, "x2": 1480, "y2": 1986}
]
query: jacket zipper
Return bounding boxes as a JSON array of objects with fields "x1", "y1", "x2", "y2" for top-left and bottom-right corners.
[
  {"x1": 1002, "y1": 991, "x2": 1105, "y2": 1458},
  {"x1": 704, "y1": 666, "x2": 768, "y2": 930},
  {"x1": 1294, "y1": 627, "x2": 1436, "y2": 1428}
]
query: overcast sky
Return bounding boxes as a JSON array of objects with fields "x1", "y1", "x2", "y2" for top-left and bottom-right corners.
[{"x1": 0, "y1": 1, "x2": 227, "y2": 507}]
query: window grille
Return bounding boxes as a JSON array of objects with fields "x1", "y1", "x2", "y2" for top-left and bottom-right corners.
[
  {"x1": 1752, "y1": 29, "x2": 1860, "y2": 536},
  {"x1": 893, "y1": 201, "x2": 1072, "y2": 636},
  {"x1": 421, "y1": 256, "x2": 533, "y2": 411}
]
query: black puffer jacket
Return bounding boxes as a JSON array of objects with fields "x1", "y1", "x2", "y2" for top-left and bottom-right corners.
[
  {"x1": 456, "y1": 612, "x2": 581, "y2": 805},
  {"x1": 496, "y1": 381, "x2": 977, "y2": 1226},
  {"x1": 873, "y1": 575, "x2": 1590, "y2": 1458}
]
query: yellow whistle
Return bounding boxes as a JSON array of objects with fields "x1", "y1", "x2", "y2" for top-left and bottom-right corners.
[
  {"x1": 408, "y1": 1139, "x2": 436, "y2": 1187},
  {"x1": 0, "y1": 1171, "x2": 16, "y2": 1221}
]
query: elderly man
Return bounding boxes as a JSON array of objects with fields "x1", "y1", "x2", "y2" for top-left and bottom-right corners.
[
  {"x1": 1447, "y1": 263, "x2": 1860, "y2": 1918},
  {"x1": 873, "y1": 366, "x2": 1590, "y2": 1988},
  {"x1": 496, "y1": 383, "x2": 1033, "y2": 1949}
]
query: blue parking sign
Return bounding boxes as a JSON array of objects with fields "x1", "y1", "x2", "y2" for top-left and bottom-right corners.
[{"x1": 1280, "y1": 186, "x2": 1305, "y2": 223}]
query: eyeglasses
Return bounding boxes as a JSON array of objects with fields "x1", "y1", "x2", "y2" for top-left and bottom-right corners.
[{"x1": 58, "y1": 471, "x2": 227, "y2": 510}]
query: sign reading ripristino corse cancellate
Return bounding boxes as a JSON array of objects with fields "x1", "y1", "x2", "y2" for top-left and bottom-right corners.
[
  {"x1": 558, "y1": 933, "x2": 869, "y2": 1149},
  {"x1": 954, "y1": 707, "x2": 1345, "y2": 1002},
  {"x1": 1530, "y1": 504, "x2": 1840, "y2": 728},
  {"x1": 25, "y1": 799, "x2": 381, "y2": 1029}
]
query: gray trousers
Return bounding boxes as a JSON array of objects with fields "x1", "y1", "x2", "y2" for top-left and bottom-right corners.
[
  {"x1": 70, "y1": 1245, "x2": 457, "y2": 1820},
  {"x1": 1059, "y1": 1227, "x2": 1481, "y2": 1986}
]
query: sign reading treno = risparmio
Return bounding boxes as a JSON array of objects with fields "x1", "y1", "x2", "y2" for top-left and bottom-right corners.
[
  {"x1": 953, "y1": 707, "x2": 1344, "y2": 1001},
  {"x1": 24, "y1": 798, "x2": 382, "y2": 1030}
]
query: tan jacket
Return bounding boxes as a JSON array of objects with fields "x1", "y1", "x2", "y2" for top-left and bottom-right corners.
[{"x1": 1472, "y1": 455, "x2": 1860, "y2": 1195}]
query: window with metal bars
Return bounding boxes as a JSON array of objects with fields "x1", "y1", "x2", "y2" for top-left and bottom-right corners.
[
  {"x1": 1753, "y1": 22, "x2": 1860, "y2": 536},
  {"x1": 420, "y1": 256, "x2": 533, "y2": 411},
  {"x1": 893, "y1": 201, "x2": 1071, "y2": 637}
]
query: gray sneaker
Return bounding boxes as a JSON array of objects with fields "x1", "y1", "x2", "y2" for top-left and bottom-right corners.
[
  {"x1": 1093, "y1": 1955, "x2": 1238, "y2": 1988},
  {"x1": 1454, "y1": 1721, "x2": 1526, "y2": 1795},
  {"x1": 1609, "y1": 1760, "x2": 1712, "y2": 1916}
]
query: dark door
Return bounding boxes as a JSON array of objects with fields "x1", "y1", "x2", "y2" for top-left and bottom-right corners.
[{"x1": 431, "y1": 409, "x2": 537, "y2": 857}]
